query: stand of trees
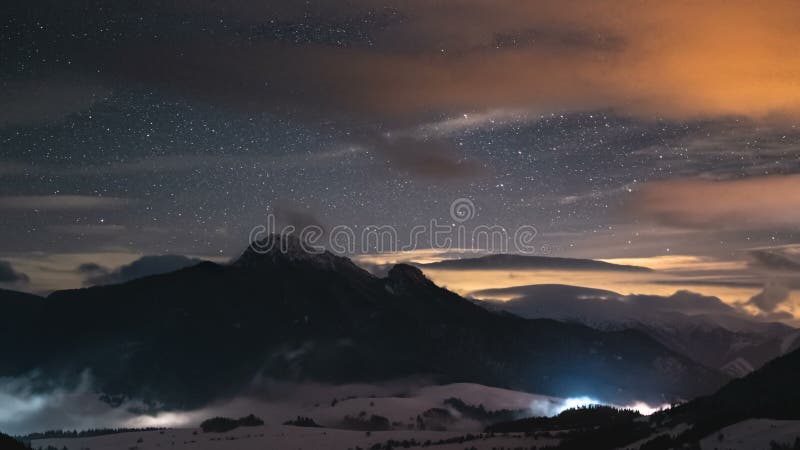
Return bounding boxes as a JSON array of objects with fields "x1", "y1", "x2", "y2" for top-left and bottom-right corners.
[
  {"x1": 200, "y1": 414, "x2": 264, "y2": 433},
  {"x1": 21, "y1": 427, "x2": 164, "y2": 441},
  {"x1": 444, "y1": 397, "x2": 528, "y2": 424},
  {"x1": 486, "y1": 405, "x2": 641, "y2": 433},
  {"x1": 1, "y1": 431, "x2": 31, "y2": 450},
  {"x1": 282, "y1": 416, "x2": 322, "y2": 428}
]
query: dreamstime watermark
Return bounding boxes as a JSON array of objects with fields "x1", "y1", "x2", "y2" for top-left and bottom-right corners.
[{"x1": 249, "y1": 198, "x2": 552, "y2": 256}]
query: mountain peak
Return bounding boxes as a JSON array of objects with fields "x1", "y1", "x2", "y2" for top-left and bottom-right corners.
[
  {"x1": 385, "y1": 264, "x2": 437, "y2": 294},
  {"x1": 387, "y1": 263, "x2": 427, "y2": 283},
  {"x1": 232, "y1": 233, "x2": 364, "y2": 274}
]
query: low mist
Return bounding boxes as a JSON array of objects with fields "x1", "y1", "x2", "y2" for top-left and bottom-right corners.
[{"x1": 0, "y1": 373, "x2": 668, "y2": 436}]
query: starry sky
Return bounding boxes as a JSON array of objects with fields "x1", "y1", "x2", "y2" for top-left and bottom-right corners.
[{"x1": 3, "y1": 1, "x2": 800, "y2": 320}]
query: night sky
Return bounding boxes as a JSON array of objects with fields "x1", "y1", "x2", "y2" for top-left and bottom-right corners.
[{"x1": 3, "y1": 1, "x2": 800, "y2": 320}]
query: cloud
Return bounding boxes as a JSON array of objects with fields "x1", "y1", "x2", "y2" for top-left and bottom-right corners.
[
  {"x1": 84, "y1": 255, "x2": 203, "y2": 286},
  {"x1": 475, "y1": 284, "x2": 736, "y2": 318},
  {"x1": 0, "y1": 161, "x2": 29, "y2": 176},
  {"x1": 0, "y1": 80, "x2": 110, "y2": 128},
  {"x1": 76, "y1": 262, "x2": 109, "y2": 275},
  {"x1": 0, "y1": 195, "x2": 131, "y2": 211},
  {"x1": 14, "y1": 136, "x2": 477, "y2": 182},
  {"x1": 345, "y1": 132, "x2": 486, "y2": 179},
  {"x1": 16, "y1": 0, "x2": 798, "y2": 127},
  {"x1": 626, "y1": 175, "x2": 800, "y2": 229},
  {"x1": 91, "y1": 0, "x2": 800, "y2": 122},
  {"x1": 0, "y1": 371, "x2": 590, "y2": 437},
  {"x1": 400, "y1": 109, "x2": 540, "y2": 138},
  {"x1": 627, "y1": 291, "x2": 739, "y2": 316},
  {"x1": 420, "y1": 254, "x2": 652, "y2": 272},
  {"x1": 273, "y1": 203, "x2": 327, "y2": 234},
  {"x1": 48, "y1": 224, "x2": 127, "y2": 236},
  {"x1": 0, "y1": 371, "x2": 204, "y2": 436},
  {"x1": 490, "y1": 24, "x2": 627, "y2": 52},
  {"x1": 748, "y1": 282, "x2": 792, "y2": 313},
  {"x1": 749, "y1": 249, "x2": 800, "y2": 272},
  {"x1": 377, "y1": 136, "x2": 486, "y2": 179},
  {"x1": 0, "y1": 260, "x2": 29, "y2": 284}
]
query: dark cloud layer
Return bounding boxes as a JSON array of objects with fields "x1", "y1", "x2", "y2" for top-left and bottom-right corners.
[
  {"x1": 421, "y1": 254, "x2": 651, "y2": 272},
  {"x1": 748, "y1": 282, "x2": 792, "y2": 313},
  {"x1": 476, "y1": 284, "x2": 736, "y2": 318},
  {"x1": 0, "y1": 80, "x2": 110, "y2": 127},
  {"x1": 76, "y1": 262, "x2": 107, "y2": 274},
  {"x1": 84, "y1": 255, "x2": 203, "y2": 286},
  {"x1": 10, "y1": 0, "x2": 800, "y2": 125},
  {"x1": 273, "y1": 203, "x2": 326, "y2": 234},
  {"x1": 0, "y1": 195, "x2": 130, "y2": 211},
  {"x1": 750, "y1": 250, "x2": 800, "y2": 272},
  {"x1": 0, "y1": 260, "x2": 29, "y2": 284},
  {"x1": 626, "y1": 175, "x2": 800, "y2": 229},
  {"x1": 376, "y1": 136, "x2": 486, "y2": 179}
]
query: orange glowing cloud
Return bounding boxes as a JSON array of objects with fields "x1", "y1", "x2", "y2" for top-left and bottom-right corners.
[
  {"x1": 119, "y1": 0, "x2": 800, "y2": 122},
  {"x1": 627, "y1": 175, "x2": 800, "y2": 229}
]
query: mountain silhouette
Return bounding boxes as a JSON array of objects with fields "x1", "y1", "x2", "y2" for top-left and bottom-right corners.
[{"x1": 0, "y1": 235, "x2": 726, "y2": 409}]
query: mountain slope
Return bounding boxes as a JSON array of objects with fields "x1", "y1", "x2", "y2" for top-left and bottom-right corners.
[
  {"x1": 0, "y1": 236, "x2": 727, "y2": 409},
  {"x1": 476, "y1": 284, "x2": 800, "y2": 377},
  {"x1": 0, "y1": 289, "x2": 45, "y2": 373},
  {"x1": 482, "y1": 345, "x2": 800, "y2": 450},
  {"x1": 668, "y1": 343, "x2": 800, "y2": 428},
  {"x1": 616, "y1": 343, "x2": 800, "y2": 449}
]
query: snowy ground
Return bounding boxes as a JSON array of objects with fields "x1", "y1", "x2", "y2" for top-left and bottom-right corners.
[
  {"x1": 31, "y1": 426, "x2": 556, "y2": 450},
  {"x1": 622, "y1": 418, "x2": 800, "y2": 450},
  {"x1": 26, "y1": 385, "x2": 800, "y2": 450},
  {"x1": 115, "y1": 382, "x2": 572, "y2": 431},
  {"x1": 0, "y1": 376, "x2": 614, "y2": 436},
  {"x1": 26, "y1": 382, "x2": 567, "y2": 450},
  {"x1": 699, "y1": 419, "x2": 800, "y2": 450}
]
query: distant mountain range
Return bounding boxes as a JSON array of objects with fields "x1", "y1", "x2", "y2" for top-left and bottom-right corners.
[
  {"x1": 475, "y1": 284, "x2": 800, "y2": 378},
  {"x1": 0, "y1": 235, "x2": 726, "y2": 409}
]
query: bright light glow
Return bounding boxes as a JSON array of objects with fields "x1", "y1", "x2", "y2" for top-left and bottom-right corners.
[
  {"x1": 123, "y1": 411, "x2": 195, "y2": 428},
  {"x1": 558, "y1": 396, "x2": 599, "y2": 413},
  {"x1": 536, "y1": 395, "x2": 671, "y2": 417},
  {"x1": 624, "y1": 401, "x2": 671, "y2": 415}
]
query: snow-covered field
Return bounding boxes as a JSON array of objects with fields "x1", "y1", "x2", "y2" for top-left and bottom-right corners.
[
  {"x1": 115, "y1": 382, "x2": 572, "y2": 431},
  {"x1": 699, "y1": 419, "x2": 800, "y2": 450},
  {"x1": 623, "y1": 419, "x2": 800, "y2": 450},
  {"x1": 25, "y1": 383, "x2": 800, "y2": 450},
  {"x1": 31, "y1": 426, "x2": 555, "y2": 450},
  {"x1": 1, "y1": 376, "x2": 616, "y2": 436},
  {"x1": 26, "y1": 382, "x2": 567, "y2": 450},
  {"x1": 29, "y1": 418, "x2": 800, "y2": 450}
]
